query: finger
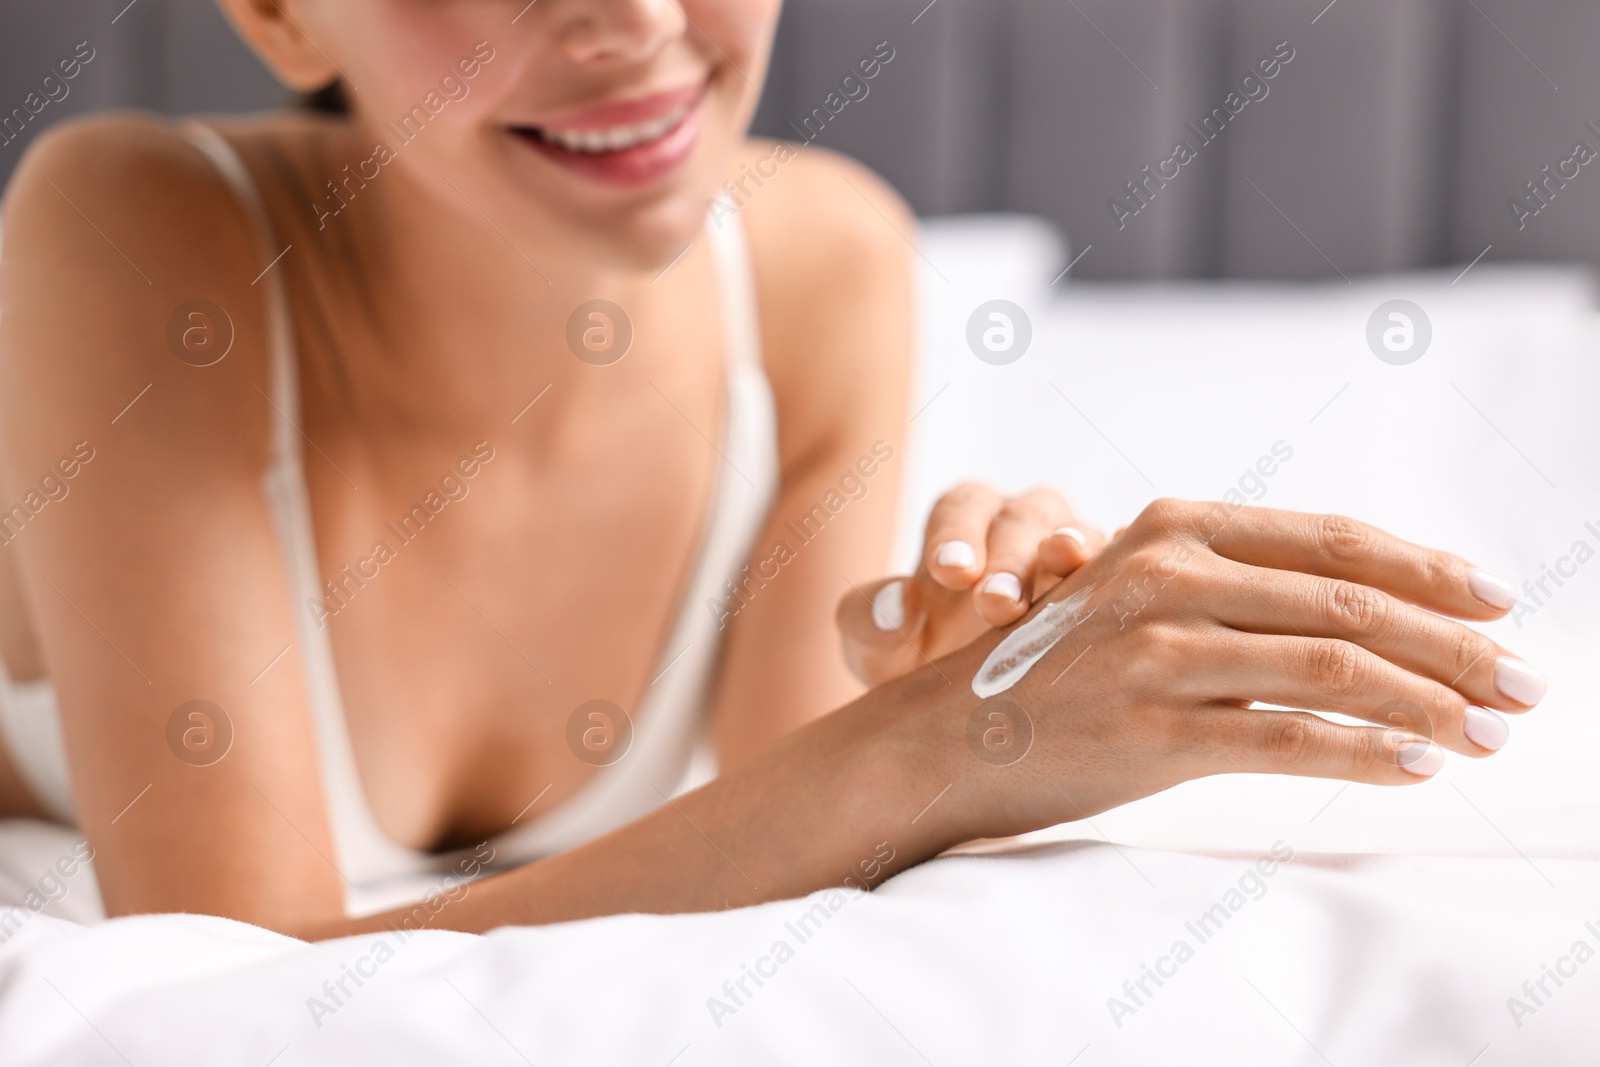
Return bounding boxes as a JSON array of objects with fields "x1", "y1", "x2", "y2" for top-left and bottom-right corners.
[
  {"x1": 1206, "y1": 563, "x2": 1547, "y2": 714},
  {"x1": 1199, "y1": 631, "x2": 1508, "y2": 756},
  {"x1": 1179, "y1": 704, "x2": 1446, "y2": 783},
  {"x1": 1038, "y1": 523, "x2": 1106, "y2": 577},
  {"x1": 975, "y1": 489, "x2": 1078, "y2": 627},
  {"x1": 923, "y1": 483, "x2": 1004, "y2": 590},
  {"x1": 1026, "y1": 526, "x2": 1097, "y2": 614},
  {"x1": 835, "y1": 577, "x2": 927, "y2": 687},
  {"x1": 1194, "y1": 504, "x2": 1517, "y2": 621}
]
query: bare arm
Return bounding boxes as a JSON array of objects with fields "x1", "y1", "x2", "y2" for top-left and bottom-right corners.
[
  {"x1": 2, "y1": 121, "x2": 1539, "y2": 942},
  {"x1": 0, "y1": 119, "x2": 952, "y2": 938},
  {"x1": 1, "y1": 117, "x2": 348, "y2": 929},
  {"x1": 319, "y1": 668, "x2": 965, "y2": 937},
  {"x1": 709, "y1": 144, "x2": 915, "y2": 770},
  {"x1": 331, "y1": 497, "x2": 1542, "y2": 938}
]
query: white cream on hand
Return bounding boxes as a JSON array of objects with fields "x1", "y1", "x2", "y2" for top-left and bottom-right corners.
[{"x1": 971, "y1": 585, "x2": 1095, "y2": 698}]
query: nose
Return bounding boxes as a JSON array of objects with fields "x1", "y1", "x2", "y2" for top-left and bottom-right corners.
[{"x1": 553, "y1": 0, "x2": 686, "y2": 64}]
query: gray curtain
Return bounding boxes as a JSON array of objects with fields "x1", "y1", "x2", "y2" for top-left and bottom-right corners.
[
  {"x1": 752, "y1": 0, "x2": 1600, "y2": 280},
  {"x1": 0, "y1": 0, "x2": 289, "y2": 182},
  {"x1": 5, "y1": 0, "x2": 1595, "y2": 281}
]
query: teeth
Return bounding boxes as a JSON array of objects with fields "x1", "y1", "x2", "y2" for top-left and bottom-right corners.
[{"x1": 535, "y1": 100, "x2": 691, "y2": 154}]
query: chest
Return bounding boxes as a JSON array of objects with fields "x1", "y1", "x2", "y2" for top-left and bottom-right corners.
[{"x1": 288, "y1": 289, "x2": 730, "y2": 848}]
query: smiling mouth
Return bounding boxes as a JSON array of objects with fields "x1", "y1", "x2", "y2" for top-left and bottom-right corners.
[
  {"x1": 512, "y1": 79, "x2": 706, "y2": 155},
  {"x1": 516, "y1": 95, "x2": 698, "y2": 155},
  {"x1": 506, "y1": 82, "x2": 708, "y2": 188}
]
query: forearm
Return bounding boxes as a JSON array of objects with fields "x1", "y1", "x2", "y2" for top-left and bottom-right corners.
[
  {"x1": 711, "y1": 439, "x2": 907, "y2": 772},
  {"x1": 302, "y1": 667, "x2": 969, "y2": 941}
]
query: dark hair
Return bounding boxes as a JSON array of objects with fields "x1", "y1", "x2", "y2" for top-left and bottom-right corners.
[{"x1": 303, "y1": 80, "x2": 350, "y2": 115}]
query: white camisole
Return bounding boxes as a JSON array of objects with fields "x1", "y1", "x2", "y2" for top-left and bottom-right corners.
[{"x1": 0, "y1": 122, "x2": 779, "y2": 915}]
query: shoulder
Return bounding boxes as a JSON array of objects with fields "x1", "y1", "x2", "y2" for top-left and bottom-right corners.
[
  {"x1": 732, "y1": 138, "x2": 916, "y2": 295},
  {"x1": 4, "y1": 110, "x2": 261, "y2": 240},
  {"x1": 731, "y1": 141, "x2": 916, "y2": 462},
  {"x1": 0, "y1": 111, "x2": 276, "y2": 469}
]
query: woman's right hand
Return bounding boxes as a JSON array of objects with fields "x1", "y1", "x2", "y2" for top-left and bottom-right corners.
[{"x1": 921, "y1": 498, "x2": 1542, "y2": 842}]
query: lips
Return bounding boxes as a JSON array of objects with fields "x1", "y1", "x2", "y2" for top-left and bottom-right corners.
[{"x1": 509, "y1": 80, "x2": 708, "y2": 188}]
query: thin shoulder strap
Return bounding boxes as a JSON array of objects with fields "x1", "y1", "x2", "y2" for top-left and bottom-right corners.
[
  {"x1": 704, "y1": 211, "x2": 763, "y2": 374},
  {"x1": 178, "y1": 121, "x2": 299, "y2": 463},
  {"x1": 177, "y1": 123, "x2": 420, "y2": 899}
]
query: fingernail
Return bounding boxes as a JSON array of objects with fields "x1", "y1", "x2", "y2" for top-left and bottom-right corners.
[
  {"x1": 1494, "y1": 657, "x2": 1548, "y2": 706},
  {"x1": 980, "y1": 572, "x2": 1023, "y2": 603},
  {"x1": 1462, "y1": 706, "x2": 1509, "y2": 752},
  {"x1": 1052, "y1": 526, "x2": 1089, "y2": 550},
  {"x1": 1397, "y1": 741, "x2": 1444, "y2": 777},
  {"x1": 871, "y1": 581, "x2": 905, "y2": 631},
  {"x1": 935, "y1": 541, "x2": 977, "y2": 570},
  {"x1": 1468, "y1": 568, "x2": 1517, "y2": 610}
]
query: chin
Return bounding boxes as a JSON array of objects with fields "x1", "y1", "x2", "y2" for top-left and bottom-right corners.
[{"x1": 554, "y1": 187, "x2": 721, "y2": 275}]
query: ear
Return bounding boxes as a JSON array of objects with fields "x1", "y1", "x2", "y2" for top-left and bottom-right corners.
[{"x1": 213, "y1": 0, "x2": 339, "y2": 92}]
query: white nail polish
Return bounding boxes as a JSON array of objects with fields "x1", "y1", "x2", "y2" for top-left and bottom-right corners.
[
  {"x1": 871, "y1": 581, "x2": 905, "y2": 631},
  {"x1": 1397, "y1": 742, "x2": 1444, "y2": 777},
  {"x1": 1052, "y1": 526, "x2": 1089, "y2": 549},
  {"x1": 1462, "y1": 706, "x2": 1509, "y2": 752},
  {"x1": 980, "y1": 572, "x2": 1023, "y2": 603},
  {"x1": 1468, "y1": 568, "x2": 1516, "y2": 610},
  {"x1": 936, "y1": 541, "x2": 977, "y2": 570},
  {"x1": 1494, "y1": 657, "x2": 1548, "y2": 706}
]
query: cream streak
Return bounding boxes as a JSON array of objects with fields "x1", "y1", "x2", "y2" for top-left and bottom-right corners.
[{"x1": 972, "y1": 585, "x2": 1096, "y2": 698}]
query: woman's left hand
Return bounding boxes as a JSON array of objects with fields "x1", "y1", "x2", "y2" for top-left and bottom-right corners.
[{"x1": 836, "y1": 483, "x2": 1106, "y2": 687}]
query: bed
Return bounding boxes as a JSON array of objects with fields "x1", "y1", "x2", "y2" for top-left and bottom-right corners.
[{"x1": 3, "y1": 217, "x2": 1597, "y2": 1065}]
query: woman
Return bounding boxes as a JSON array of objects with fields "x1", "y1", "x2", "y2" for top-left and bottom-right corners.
[{"x1": 0, "y1": 0, "x2": 1541, "y2": 940}]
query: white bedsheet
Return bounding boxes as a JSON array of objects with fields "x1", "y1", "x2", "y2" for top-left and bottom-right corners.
[
  {"x1": 3, "y1": 217, "x2": 1599, "y2": 1063},
  {"x1": 2, "y1": 837, "x2": 1598, "y2": 1065},
  {"x1": 904, "y1": 220, "x2": 1600, "y2": 862}
]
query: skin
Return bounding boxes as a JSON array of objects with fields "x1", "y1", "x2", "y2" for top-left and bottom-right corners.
[
  {"x1": 338, "y1": 499, "x2": 1541, "y2": 937},
  {"x1": 0, "y1": 0, "x2": 1072, "y2": 930},
  {"x1": 0, "y1": 1, "x2": 1541, "y2": 940},
  {"x1": 838, "y1": 484, "x2": 1110, "y2": 687}
]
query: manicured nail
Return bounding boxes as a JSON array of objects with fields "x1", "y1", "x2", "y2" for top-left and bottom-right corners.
[
  {"x1": 1468, "y1": 568, "x2": 1517, "y2": 610},
  {"x1": 980, "y1": 572, "x2": 1023, "y2": 603},
  {"x1": 935, "y1": 541, "x2": 977, "y2": 570},
  {"x1": 1397, "y1": 741, "x2": 1444, "y2": 777},
  {"x1": 1053, "y1": 526, "x2": 1089, "y2": 550},
  {"x1": 1494, "y1": 657, "x2": 1548, "y2": 706},
  {"x1": 1462, "y1": 706, "x2": 1509, "y2": 752},
  {"x1": 871, "y1": 581, "x2": 905, "y2": 631}
]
